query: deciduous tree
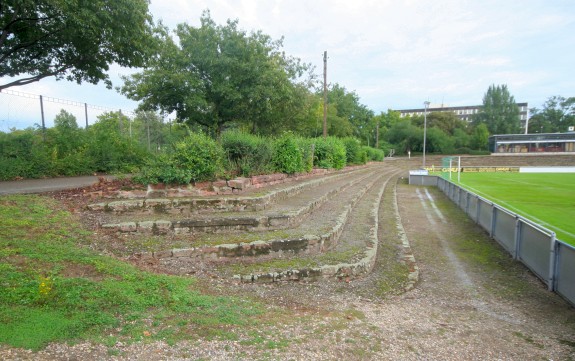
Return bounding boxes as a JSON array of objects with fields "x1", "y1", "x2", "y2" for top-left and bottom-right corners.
[
  {"x1": 473, "y1": 84, "x2": 520, "y2": 135},
  {"x1": 0, "y1": 0, "x2": 157, "y2": 90},
  {"x1": 120, "y1": 11, "x2": 311, "y2": 136},
  {"x1": 528, "y1": 96, "x2": 575, "y2": 133}
]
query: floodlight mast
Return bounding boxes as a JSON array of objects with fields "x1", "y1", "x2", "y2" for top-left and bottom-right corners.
[{"x1": 423, "y1": 101, "x2": 430, "y2": 168}]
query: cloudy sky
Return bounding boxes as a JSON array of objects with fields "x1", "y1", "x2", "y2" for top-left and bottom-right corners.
[{"x1": 1, "y1": 0, "x2": 574, "y2": 130}]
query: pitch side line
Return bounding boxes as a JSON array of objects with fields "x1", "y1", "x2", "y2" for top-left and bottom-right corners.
[{"x1": 458, "y1": 182, "x2": 575, "y2": 240}]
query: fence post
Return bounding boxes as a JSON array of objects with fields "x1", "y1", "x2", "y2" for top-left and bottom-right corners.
[
  {"x1": 84, "y1": 103, "x2": 89, "y2": 129},
  {"x1": 39, "y1": 95, "x2": 46, "y2": 142},
  {"x1": 490, "y1": 206, "x2": 497, "y2": 238},
  {"x1": 548, "y1": 233, "x2": 557, "y2": 292},
  {"x1": 475, "y1": 196, "x2": 481, "y2": 223},
  {"x1": 514, "y1": 217, "x2": 522, "y2": 260}
]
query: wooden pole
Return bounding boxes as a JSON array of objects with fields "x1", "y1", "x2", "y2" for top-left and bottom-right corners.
[
  {"x1": 323, "y1": 51, "x2": 327, "y2": 138},
  {"x1": 375, "y1": 120, "x2": 380, "y2": 149}
]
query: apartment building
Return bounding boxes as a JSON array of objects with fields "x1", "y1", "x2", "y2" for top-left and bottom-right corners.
[{"x1": 395, "y1": 103, "x2": 529, "y2": 124}]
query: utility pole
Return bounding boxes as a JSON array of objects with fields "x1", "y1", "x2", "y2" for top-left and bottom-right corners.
[
  {"x1": 375, "y1": 120, "x2": 379, "y2": 149},
  {"x1": 323, "y1": 50, "x2": 327, "y2": 138},
  {"x1": 423, "y1": 101, "x2": 430, "y2": 168}
]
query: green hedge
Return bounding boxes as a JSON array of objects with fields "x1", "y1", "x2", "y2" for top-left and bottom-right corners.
[
  {"x1": 2, "y1": 124, "x2": 386, "y2": 182},
  {"x1": 221, "y1": 130, "x2": 273, "y2": 177},
  {"x1": 364, "y1": 146, "x2": 384, "y2": 161},
  {"x1": 312, "y1": 136, "x2": 346, "y2": 169},
  {"x1": 272, "y1": 133, "x2": 305, "y2": 175},
  {"x1": 134, "y1": 133, "x2": 223, "y2": 185},
  {"x1": 342, "y1": 137, "x2": 367, "y2": 165}
]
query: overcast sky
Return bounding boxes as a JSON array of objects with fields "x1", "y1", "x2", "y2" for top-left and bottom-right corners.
[{"x1": 1, "y1": 0, "x2": 574, "y2": 130}]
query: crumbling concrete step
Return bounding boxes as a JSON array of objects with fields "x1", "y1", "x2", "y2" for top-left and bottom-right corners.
[
  {"x1": 99, "y1": 168, "x2": 377, "y2": 234},
  {"x1": 142, "y1": 167, "x2": 402, "y2": 271},
  {"x1": 87, "y1": 165, "x2": 375, "y2": 215},
  {"x1": 230, "y1": 171, "x2": 401, "y2": 283}
]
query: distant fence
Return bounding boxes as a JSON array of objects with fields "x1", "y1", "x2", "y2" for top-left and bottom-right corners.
[
  {"x1": 0, "y1": 88, "x2": 136, "y2": 131},
  {"x1": 436, "y1": 177, "x2": 575, "y2": 307}
]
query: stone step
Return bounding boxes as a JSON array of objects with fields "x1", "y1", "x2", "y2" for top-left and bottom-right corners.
[
  {"x1": 99, "y1": 169, "x2": 377, "y2": 235},
  {"x1": 228, "y1": 170, "x2": 400, "y2": 283},
  {"x1": 140, "y1": 167, "x2": 403, "y2": 274},
  {"x1": 154, "y1": 167, "x2": 401, "y2": 282},
  {"x1": 87, "y1": 166, "x2": 372, "y2": 215}
]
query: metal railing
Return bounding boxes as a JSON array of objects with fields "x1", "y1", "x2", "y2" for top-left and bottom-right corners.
[{"x1": 436, "y1": 177, "x2": 575, "y2": 306}]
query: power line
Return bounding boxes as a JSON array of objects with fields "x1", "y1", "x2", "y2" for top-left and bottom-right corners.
[{"x1": 0, "y1": 88, "x2": 136, "y2": 116}]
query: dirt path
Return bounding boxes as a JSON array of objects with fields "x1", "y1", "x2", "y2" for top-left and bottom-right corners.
[{"x1": 363, "y1": 183, "x2": 575, "y2": 359}]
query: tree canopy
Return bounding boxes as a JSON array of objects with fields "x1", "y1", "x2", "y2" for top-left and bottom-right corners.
[
  {"x1": 529, "y1": 96, "x2": 575, "y2": 133},
  {"x1": 120, "y1": 11, "x2": 312, "y2": 136},
  {"x1": 473, "y1": 84, "x2": 520, "y2": 135},
  {"x1": 0, "y1": 0, "x2": 157, "y2": 91}
]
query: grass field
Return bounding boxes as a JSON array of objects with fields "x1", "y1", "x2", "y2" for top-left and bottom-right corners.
[{"x1": 453, "y1": 172, "x2": 575, "y2": 246}]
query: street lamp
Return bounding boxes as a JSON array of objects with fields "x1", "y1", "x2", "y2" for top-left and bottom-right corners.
[{"x1": 423, "y1": 101, "x2": 430, "y2": 168}]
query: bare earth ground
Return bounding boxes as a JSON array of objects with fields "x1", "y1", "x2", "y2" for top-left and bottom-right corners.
[{"x1": 2, "y1": 171, "x2": 575, "y2": 360}]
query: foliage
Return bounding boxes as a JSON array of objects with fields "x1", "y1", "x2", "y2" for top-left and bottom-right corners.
[
  {"x1": 295, "y1": 137, "x2": 315, "y2": 173},
  {"x1": 221, "y1": 130, "x2": 273, "y2": 177},
  {"x1": 120, "y1": 10, "x2": 311, "y2": 136},
  {"x1": 312, "y1": 137, "x2": 346, "y2": 169},
  {"x1": 364, "y1": 146, "x2": 384, "y2": 161},
  {"x1": 473, "y1": 84, "x2": 521, "y2": 135},
  {"x1": 134, "y1": 132, "x2": 224, "y2": 184},
  {"x1": 326, "y1": 84, "x2": 374, "y2": 140},
  {"x1": 0, "y1": 128, "x2": 55, "y2": 179},
  {"x1": 132, "y1": 153, "x2": 183, "y2": 185},
  {"x1": 271, "y1": 133, "x2": 305, "y2": 175},
  {"x1": 528, "y1": 96, "x2": 575, "y2": 133},
  {"x1": 425, "y1": 127, "x2": 455, "y2": 154},
  {"x1": 452, "y1": 128, "x2": 471, "y2": 150},
  {"x1": 471, "y1": 123, "x2": 490, "y2": 151},
  {"x1": 0, "y1": 0, "x2": 158, "y2": 91},
  {"x1": 384, "y1": 119, "x2": 423, "y2": 153},
  {"x1": 416, "y1": 111, "x2": 468, "y2": 136},
  {"x1": 84, "y1": 111, "x2": 148, "y2": 173},
  {"x1": 342, "y1": 137, "x2": 367, "y2": 165},
  {"x1": 377, "y1": 141, "x2": 394, "y2": 158},
  {"x1": 0, "y1": 195, "x2": 262, "y2": 350}
]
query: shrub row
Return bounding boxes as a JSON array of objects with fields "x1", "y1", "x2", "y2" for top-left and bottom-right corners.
[
  {"x1": 0, "y1": 127, "x2": 146, "y2": 181},
  {"x1": 134, "y1": 132, "x2": 384, "y2": 185}
]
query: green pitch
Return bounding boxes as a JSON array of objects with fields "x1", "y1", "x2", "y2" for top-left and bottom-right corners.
[{"x1": 454, "y1": 172, "x2": 575, "y2": 246}]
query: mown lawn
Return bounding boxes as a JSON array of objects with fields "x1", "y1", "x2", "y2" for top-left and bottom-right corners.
[
  {"x1": 0, "y1": 195, "x2": 263, "y2": 351},
  {"x1": 454, "y1": 172, "x2": 575, "y2": 245}
]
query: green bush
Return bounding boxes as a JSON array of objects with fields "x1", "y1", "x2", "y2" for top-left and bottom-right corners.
[
  {"x1": 134, "y1": 132, "x2": 223, "y2": 185},
  {"x1": 0, "y1": 129, "x2": 58, "y2": 180},
  {"x1": 295, "y1": 137, "x2": 314, "y2": 173},
  {"x1": 272, "y1": 134, "x2": 304, "y2": 174},
  {"x1": 54, "y1": 151, "x2": 95, "y2": 176},
  {"x1": 342, "y1": 137, "x2": 366, "y2": 165},
  {"x1": 312, "y1": 137, "x2": 346, "y2": 169},
  {"x1": 133, "y1": 153, "x2": 184, "y2": 185},
  {"x1": 364, "y1": 146, "x2": 384, "y2": 161},
  {"x1": 221, "y1": 130, "x2": 273, "y2": 176},
  {"x1": 377, "y1": 141, "x2": 393, "y2": 158},
  {"x1": 84, "y1": 113, "x2": 148, "y2": 173},
  {"x1": 172, "y1": 132, "x2": 224, "y2": 183}
]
